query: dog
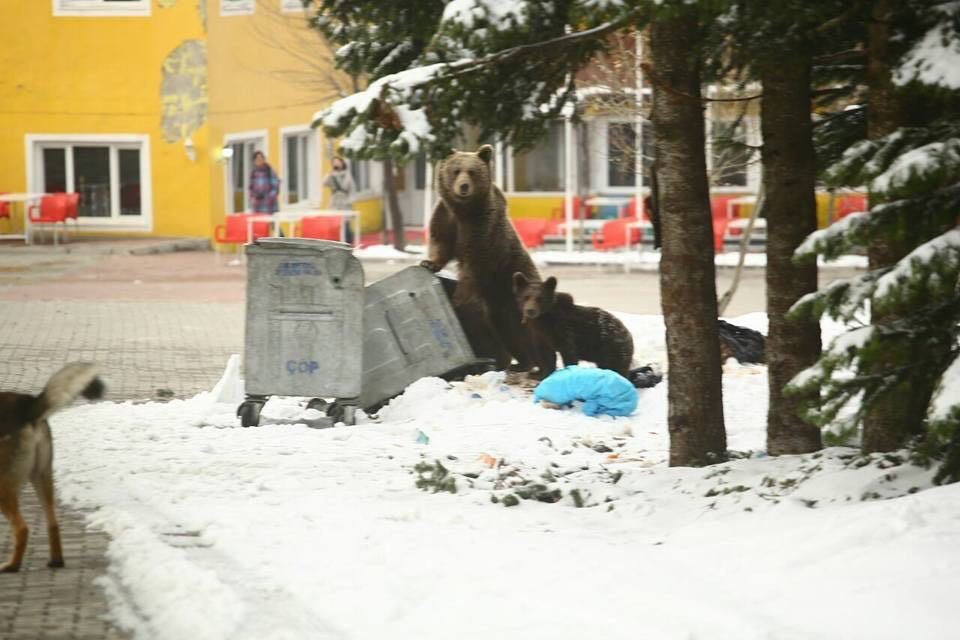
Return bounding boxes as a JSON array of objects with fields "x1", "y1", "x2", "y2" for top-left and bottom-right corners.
[{"x1": 0, "y1": 363, "x2": 104, "y2": 572}]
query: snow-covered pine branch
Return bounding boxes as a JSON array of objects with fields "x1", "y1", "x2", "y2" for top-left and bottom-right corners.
[
  {"x1": 310, "y1": 0, "x2": 644, "y2": 161},
  {"x1": 873, "y1": 228, "x2": 960, "y2": 313}
]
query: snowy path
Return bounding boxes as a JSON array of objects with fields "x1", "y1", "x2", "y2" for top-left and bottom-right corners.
[{"x1": 47, "y1": 315, "x2": 960, "y2": 639}]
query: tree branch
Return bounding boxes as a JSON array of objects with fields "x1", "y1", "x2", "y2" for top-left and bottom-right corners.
[
  {"x1": 641, "y1": 63, "x2": 762, "y2": 103},
  {"x1": 443, "y1": 8, "x2": 647, "y2": 79}
]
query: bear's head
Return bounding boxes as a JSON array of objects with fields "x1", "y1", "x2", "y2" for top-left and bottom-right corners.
[
  {"x1": 438, "y1": 144, "x2": 494, "y2": 207},
  {"x1": 513, "y1": 273, "x2": 559, "y2": 323}
]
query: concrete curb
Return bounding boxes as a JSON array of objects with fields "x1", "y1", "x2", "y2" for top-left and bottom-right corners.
[{"x1": 0, "y1": 237, "x2": 209, "y2": 257}]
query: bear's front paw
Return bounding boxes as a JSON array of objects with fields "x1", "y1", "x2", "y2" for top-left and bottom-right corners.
[{"x1": 420, "y1": 260, "x2": 442, "y2": 273}]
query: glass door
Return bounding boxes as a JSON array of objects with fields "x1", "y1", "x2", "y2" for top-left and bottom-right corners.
[{"x1": 225, "y1": 136, "x2": 266, "y2": 214}]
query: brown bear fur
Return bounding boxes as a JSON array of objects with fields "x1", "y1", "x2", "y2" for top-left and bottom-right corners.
[
  {"x1": 513, "y1": 273, "x2": 634, "y2": 379},
  {"x1": 421, "y1": 145, "x2": 540, "y2": 370}
]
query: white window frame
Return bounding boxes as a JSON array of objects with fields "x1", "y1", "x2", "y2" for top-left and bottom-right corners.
[
  {"x1": 280, "y1": 125, "x2": 320, "y2": 209},
  {"x1": 223, "y1": 129, "x2": 269, "y2": 214},
  {"x1": 25, "y1": 134, "x2": 153, "y2": 231},
  {"x1": 349, "y1": 158, "x2": 379, "y2": 198},
  {"x1": 587, "y1": 117, "x2": 652, "y2": 195},
  {"x1": 280, "y1": 0, "x2": 308, "y2": 13},
  {"x1": 705, "y1": 114, "x2": 760, "y2": 193},
  {"x1": 220, "y1": 0, "x2": 254, "y2": 16},
  {"x1": 504, "y1": 123, "x2": 566, "y2": 196},
  {"x1": 53, "y1": 0, "x2": 151, "y2": 17}
]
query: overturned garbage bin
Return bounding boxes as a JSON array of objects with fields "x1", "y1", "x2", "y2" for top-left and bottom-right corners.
[
  {"x1": 238, "y1": 238, "x2": 364, "y2": 427},
  {"x1": 360, "y1": 265, "x2": 494, "y2": 413}
]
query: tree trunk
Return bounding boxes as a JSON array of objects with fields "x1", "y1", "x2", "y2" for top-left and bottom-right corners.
[
  {"x1": 382, "y1": 158, "x2": 406, "y2": 252},
  {"x1": 761, "y1": 55, "x2": 823, "y2": 456},
  {"x1": 862, "y1": 0, "x2": 921, "y2": 452},
  {"x1": 650, "y1": 14, "x2": 727, "y2": 467}
]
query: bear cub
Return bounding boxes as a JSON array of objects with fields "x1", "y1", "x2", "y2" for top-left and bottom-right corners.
[{"x1": 513, "y1": 273, "x2": 634, "y2": 379}]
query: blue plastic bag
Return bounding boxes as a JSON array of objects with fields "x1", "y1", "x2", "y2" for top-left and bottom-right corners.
[{"x1": 533, "y1": 366, "x2": 638, "y2": 417}]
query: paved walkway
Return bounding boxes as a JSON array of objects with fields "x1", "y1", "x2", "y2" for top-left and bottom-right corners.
[
  {"x1": 0, "y1": 492, "x2": 128, "y2": 640},
  {"x1": 0, "y1": 247, "x2": 240, "y2": 639},
  {"x1": 0, "y1": 301, "x2": 243, "y2": 399}
]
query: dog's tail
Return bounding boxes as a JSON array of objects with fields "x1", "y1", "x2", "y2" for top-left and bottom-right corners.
[{"x1": 31, "y1": 362, "x2": 105, "y2": 422}]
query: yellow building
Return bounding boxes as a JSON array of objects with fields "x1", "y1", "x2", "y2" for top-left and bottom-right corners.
[{"x1": 0, "y1": 0, "x2": 384, "y2": 241}]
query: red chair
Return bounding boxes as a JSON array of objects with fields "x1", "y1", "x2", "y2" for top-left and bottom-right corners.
[
  {"x1": 512, "y1": 218, "x2": 547, "y2": 248},
  {"x1": 214, "y1": 213, "x2": 271, "y2": 255},
  {"x1": 592, "y1": 216, "x2": 642, "y2": 251},
  {"x1": 297, "y1": 215, "x2": 343, "y2": 241},
  {"x1": 27, "y1": 194, "x2": 69, "y2": 245},
  {"x1": 551, "y1": 196, "x2": 588, "y2": 221},
  {"x1": 712, "y1": 217, "x2": 731, "y2": 252},
  {"x1": 710, "y1": 194, "x2": 744, "y2": 253},
  {"x1": 836, "y1": 193, "x2": 867, "y2": 220},
  {"x1": 63, "y1": 192, "x2": 80, "y2": 239},
  {"x1": 0, "y1": 193, "x2": 10, "y2": 231}
]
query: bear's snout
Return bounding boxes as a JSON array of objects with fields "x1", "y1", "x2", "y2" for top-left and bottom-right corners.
[{"x1": 452, "y1": 173, "x2": 474, "y2": 198}]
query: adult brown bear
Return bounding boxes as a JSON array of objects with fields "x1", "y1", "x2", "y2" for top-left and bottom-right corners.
[{"x1": 421, "y1": 145, "x2": 540, "y2": 370}]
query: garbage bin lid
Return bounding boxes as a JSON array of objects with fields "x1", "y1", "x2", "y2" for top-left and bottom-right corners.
[{"x1": 251, "y1": 237, "x2": 352, "y2": 252}]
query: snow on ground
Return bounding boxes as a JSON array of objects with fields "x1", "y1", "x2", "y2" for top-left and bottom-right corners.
[
  {"x1": 49, "y1": 315, "x2": 959, "y2": 640},
  {"x1": 355, "y1": 244, "x2": 869, "y2": 269}
]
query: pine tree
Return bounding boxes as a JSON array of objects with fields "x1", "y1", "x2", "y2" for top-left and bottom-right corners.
[
  {"x1": 788, "y1": 2, "x2": 960, "y2": 481},
  {"x1": 310, "y1": 0, "x2": 636, "y2": 160},
  {"x1": 704, "y1": 0, "x2": 855, "y2": 455},
  {"x1": 650, "y1": 6, "x2": 727, "y2": 466}
]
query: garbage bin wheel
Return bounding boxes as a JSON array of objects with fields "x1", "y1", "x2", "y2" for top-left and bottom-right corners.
[
  {"x1": 306, "y1": 398, "x2": 328, "y2": 412},
  {"x1": 325, "y1": 401, "x2": 358, "y2": 425},
  {"x1": 326, "y1": 400, "x2": 345, "y2": 424},
  {"x1": 237, "y1": 400, "x2": 263, "y2": 428}
]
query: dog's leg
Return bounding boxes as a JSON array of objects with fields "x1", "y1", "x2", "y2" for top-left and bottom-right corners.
[
  {"x1": 0, "y1": 489, "x2": 28, "y2": 573},
  {"x1": 32, "y1": 469, "x2": 64, "y2": 569}
]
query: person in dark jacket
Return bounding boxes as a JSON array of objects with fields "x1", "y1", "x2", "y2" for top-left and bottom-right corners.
[{"x1": 249, "y1": 151, "x2": 280, "y2": 214}]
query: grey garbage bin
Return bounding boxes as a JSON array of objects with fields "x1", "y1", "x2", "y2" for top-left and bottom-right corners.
[
  {"x1": 238, "y1": 238, "x2": 364, "y2": 427},
  {"x1": 359, "y1": 265, "x2": 495, "y2": 413}
]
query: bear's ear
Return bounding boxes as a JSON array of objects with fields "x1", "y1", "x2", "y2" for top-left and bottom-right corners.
[
  {"x1": 544, "y1": 276, "x2": 557, "y2": 292},
  {"x1": 512, "y1": 272, "x2": 528, "y2": 292},
  {"x1": 477, "y1": 144, "x2": 494, "y2": 164}
]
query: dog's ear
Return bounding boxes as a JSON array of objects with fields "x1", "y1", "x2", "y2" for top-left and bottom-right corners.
[
  {"x1": 544, "y1": 276, "x2": 557, "y2": 292},
  {"x1": 512, "y1": 271, "x2": 528, "y2": 293},
  {"x1": 477, "y1": 144, "x2": 494, "y2": 164}
]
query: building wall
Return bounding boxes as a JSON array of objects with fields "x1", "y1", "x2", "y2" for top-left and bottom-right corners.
[
  {"x1": 206, "y1": 2, "x2": 384, "y2": 236},
  {"x1": 0, "y1": 1, "x2": 379, "y2": 240},
  {"x1": 0, "y1": 1, "x2": 212, "y2": 237}
]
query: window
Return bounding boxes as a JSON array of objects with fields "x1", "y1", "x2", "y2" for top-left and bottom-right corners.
[
  {"x1": 282, "y1": 130, "x2": 316, "y2": 207},
  {"x1": 512, "y1": 123, "x2": 565, "y2": 192},
  {"x1": 606, "y1": 121, "x2": 653, "y2": 188},
  {"x1": 710, "y1": 120, "x2": 750, "y2": 187},
  {"x1": 31, "y1": 136, "x2": 150, "y2": 227},
  {"x1": 350, "y1": 159, "x2": 372, "y2": 193},
  {"x1": 414, "y1": 153, "x2": 427, "y2": 191},
  {"x1": 223, "y1": 133, "x2": 267, "y2": 214},
  {"x1": 280, "y1": 0, "x2": 308, "y2": 12},
  {"x1": 221, "y1": 0, "x2": 254, "y2": 16},
  {"x1": 53, "y1": 0, "x2": 151, "y2": 16}
]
